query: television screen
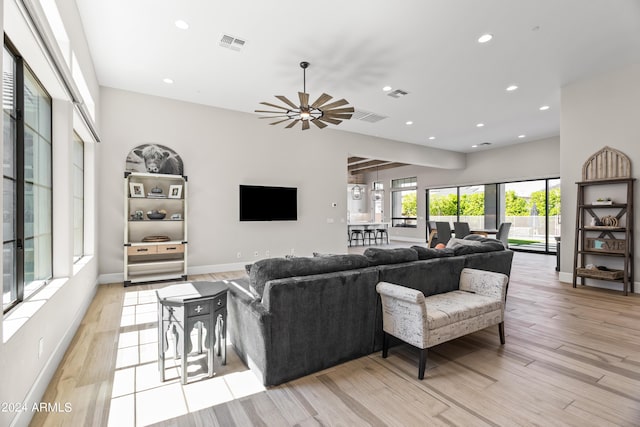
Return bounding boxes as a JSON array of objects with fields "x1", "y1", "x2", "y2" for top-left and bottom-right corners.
[{"x1": 239, "y1": 185, "x2": 297, "y2": 221}]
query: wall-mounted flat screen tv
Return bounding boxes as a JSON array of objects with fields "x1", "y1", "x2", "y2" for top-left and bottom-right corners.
[{"x1": 239, "y1": 185, "x2": 298, "y2": 221}]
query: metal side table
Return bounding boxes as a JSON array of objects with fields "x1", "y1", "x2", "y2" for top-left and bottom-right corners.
[{"x1": 156, "y1": 281, "x2": 228, "y2": 384}]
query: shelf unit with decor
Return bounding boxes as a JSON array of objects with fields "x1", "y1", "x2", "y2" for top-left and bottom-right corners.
[
  {"x1": 573, "y1": 147, "x2": 635, "y2": 295},
  {"x1": 124, "y1": 171, "x2": 188, "y2": 286}
]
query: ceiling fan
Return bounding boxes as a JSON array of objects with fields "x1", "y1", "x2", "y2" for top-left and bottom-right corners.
[{"x1": 255, "y1": 61, "x2": 354, "y2": 130}]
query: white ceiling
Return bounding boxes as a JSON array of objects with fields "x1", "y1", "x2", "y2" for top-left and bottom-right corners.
[{"x1": 75, "y1": 0, "x2": 640, "y2": 153}]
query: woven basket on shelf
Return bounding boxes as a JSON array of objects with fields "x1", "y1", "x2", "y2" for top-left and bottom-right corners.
[{"x1": 576, "y1": 267, "x2": 624, "y2": 280}]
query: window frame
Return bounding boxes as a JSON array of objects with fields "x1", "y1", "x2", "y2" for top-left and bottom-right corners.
[
  {"x1": 72, "y1": 133, "x2": 84, "y2": 263},
  {"x1": 391, "y1": 176, "x2": 418, "y2": 228},
  {"x1": 3, "y1": 37, "x2": 53, "y2": 314}
]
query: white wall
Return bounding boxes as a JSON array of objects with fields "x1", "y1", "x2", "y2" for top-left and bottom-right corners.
[
  {"x1": 97, "y1": 88, "x2": 467, "y2": 281},
  {"x1": 0, "y1": 1, "x2": 101, "y2": 426},
  {"x1": 362, "y1": 137, "x2": 561, "y2": 241},
  {"x1": 560, "y1": 63, "x2": 640, "y2": 292}
]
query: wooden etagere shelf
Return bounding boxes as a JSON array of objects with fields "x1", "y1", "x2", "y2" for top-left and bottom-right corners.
[
  {"x1": 573, "y1": 177, "x2": 634, "y2": 295},
  {"x1": 124, "y1": 171, "x2": 188, "y2": 286}
]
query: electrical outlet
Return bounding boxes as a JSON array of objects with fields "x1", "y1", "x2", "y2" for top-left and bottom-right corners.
[
  {"x1": 38, "y1": 338, "x2": 44, "y2": 359},
  {"x1": 254, "y1": 251, "x2": 259, "y2": 257},
  {"x1": 265, "y1": 250, "x2": 270, "y2": 257},
  {"x1": 236, "y1": 252, "x2": 242, "y2": 258}
]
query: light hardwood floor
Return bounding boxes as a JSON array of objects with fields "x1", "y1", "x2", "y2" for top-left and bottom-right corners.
[{"x1": 31, "y1": 251, "x2": 640, "y2": 426}]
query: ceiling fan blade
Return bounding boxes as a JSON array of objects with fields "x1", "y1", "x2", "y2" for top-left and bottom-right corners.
[
  {"x1": 255, "y1": 109, "x2": 289, "y2": 114},
  {"x1": 311, "y1": 93, "x2": 333, "y2": 108},
  {"x1": 311, "y1": 119, "x2": 328, "y2": 129},
  {"x1": 322, "y1": 113, "x2": 353, "y2": 120},
  {"x1": 302, "y1": 120, "x2": 310, "y2": 130},
  {"x1": 318, "y1": 117, "x2": 341, "y2": 125},
  {"x1": 298, "y1": 92, "x2": 309, "y2": 108},
  {"x1": 269, "y1": 118, "x2": 292, "y2": 125},
  {"x1": 285, "y1": 119, "x2": 299, "y2": 129},
  {"x1": 324, "y1": 107, "x2": 355, "y2": 114},
  {"x1": 260, "y1": 102, "x2": 290, "y2": 111},
  {"x1": 318, "y1": 99, "x2": 349, "y2": 110},
  {"x1": 276, "y1": 95, "x2": 299, "y2": 109}
]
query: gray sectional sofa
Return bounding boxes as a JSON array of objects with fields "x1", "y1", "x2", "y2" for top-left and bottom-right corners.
[{"x1": 227, "y1": 239, "x2": 513, "y2": 386}]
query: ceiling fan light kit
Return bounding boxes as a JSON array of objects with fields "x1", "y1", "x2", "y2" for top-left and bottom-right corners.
[{"x1": 256, "y1": 61, "x2": 354, "y2": 130}]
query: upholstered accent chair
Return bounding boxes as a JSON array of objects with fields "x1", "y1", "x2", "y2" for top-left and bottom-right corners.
[{"x1": 376, "y1": 268, "x2": 508, "y2": 379}]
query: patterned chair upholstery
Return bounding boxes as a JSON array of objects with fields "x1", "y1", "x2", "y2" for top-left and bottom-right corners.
[{"x1": 376, "y1": 268, "x2": 508, "y2": 379}]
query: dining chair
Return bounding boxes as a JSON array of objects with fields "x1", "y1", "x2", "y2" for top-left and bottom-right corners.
[
  {"x1": 435, "y1": 222, "x2": 452, "y2": 246},
  {"x1": 453, "y1": 222, "x2": 471, "y2": 239},
  {"x1": 427, "y1": 221, "x2": 438, "y2": 247},
  {"x1": 495, "y1": 222, "x2": 512, "y2": 248}
]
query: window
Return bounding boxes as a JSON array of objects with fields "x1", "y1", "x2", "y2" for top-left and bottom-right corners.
[
  {"x1": 391, "y1": 177, "x2": 417, "y2": 227},
  {"x1": 426, "y1": 178, "x2": 560, "y2": 254},
  {"x1": 3, "y1": 40, "x2": 52, "y2": 313},
  {"x1": 73, "y1": 133, "x2": 84, "y2": 262}
]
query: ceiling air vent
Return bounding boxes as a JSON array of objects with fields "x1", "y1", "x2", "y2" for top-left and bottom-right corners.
[
  {"x1": 352, "y1": 109, "x2": 388, "y2": 123},
  {"x1": 219, "y1": 34, "x2": 247, "y2": 51},
  {"x1": 387, "y1": 89, "x2": 408, "y2": 99}
]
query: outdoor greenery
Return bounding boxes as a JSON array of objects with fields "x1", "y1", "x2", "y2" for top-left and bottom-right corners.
[
  {"x1": 429, "y1": 188, "x2": 561, "y2": 216},
  {"x1": 428, "y1": 193, "x2": 484, "y2": 215},
  {"x1": 401, "y1": 192, "x2": 417, "y2": 217}
]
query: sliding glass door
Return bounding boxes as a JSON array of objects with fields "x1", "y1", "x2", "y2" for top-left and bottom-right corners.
[{"x1": 427, "y1": 178, "x2": 560, "y2": 253}]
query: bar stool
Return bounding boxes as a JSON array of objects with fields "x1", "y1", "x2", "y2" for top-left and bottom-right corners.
[
  {"x1": 375, "y1": 227, "x2": 389, "y2": 244},
  {"x1": 363, "y1": 227, "x2": 376, "y2": 245},
  {"x1": 349, "y1": 229, "x2": 364, "y2": 246}
]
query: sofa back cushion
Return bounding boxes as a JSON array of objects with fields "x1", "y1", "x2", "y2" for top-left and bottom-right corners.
[
  {"x1": 377, "y1": 257, "x2": 466, "y2": 297},
  {"x1": 249, "y1": 254, "x2": 370, "y2": 298},
  {"x1": 463, "y1": 250, "x2": 514, "y2": 277},
  {"x1": 446, "y1": 237, "x2": 505, "y2": 255},
  {"x1": 411, "y1": 245, "x2": 455, "y2": 260},
  {"x1": 363, "y1": 247, "x2": 419, "y2": 266}
]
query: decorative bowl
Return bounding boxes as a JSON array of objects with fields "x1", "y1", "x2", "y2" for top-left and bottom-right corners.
[{"x1": 147, "y1": 212, "x2": 166, "y2": 220}]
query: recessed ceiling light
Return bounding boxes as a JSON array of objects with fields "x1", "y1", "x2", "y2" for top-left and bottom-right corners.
[
  {"x1": 539, "y1": 105, "x2": 550, "y2": 111},
  {"x1": 506, "y1": 85, "x2": 518, "y2": 91},
  {"x1": 405, "y1": 121, "x2": 413, "y2": 125},
  {"x1": 478, "y1": 34, "x2": 493, "y2": 43},
  {"x1": 382, "y1": 86, "x2": 392, "y2": 92},
  {"x1": 175, "y1": 20, "x2": 189, "y2": 30},
  {"x1": 518, "y1": 134, "x2": 526, "y2": 138},
  {"x1": 428, "y1": 136, "x2": 436, "y2": 140},
  {"x1": 476, "y1": 123, "x2": 484, "y2": 128},
  {"x1": 163, "y1": 78, "x2": 174, "y2": 84}
]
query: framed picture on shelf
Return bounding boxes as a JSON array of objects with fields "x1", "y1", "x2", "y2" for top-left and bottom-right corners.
[
  {"x1": 129, "y1": 182, "x2": 145, "y2": 198},
  {"x1": 168, "y1": 184, "x2": 183, "y2": 199}
]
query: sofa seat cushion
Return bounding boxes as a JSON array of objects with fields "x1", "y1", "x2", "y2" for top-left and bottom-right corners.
[
  {"x1": 363, "y1": 247, "x2": 419, "y2": 266},
  {"x1": 424, "y1": 290, "x2": 502, "y2": 330},
  {"x1": 249, "y1": 254, "x2": 370, "y2": 298}
]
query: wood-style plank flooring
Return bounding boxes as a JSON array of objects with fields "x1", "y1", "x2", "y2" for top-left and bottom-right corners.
[{"x1": 30, "y1": 250, "x2": 640, "y2": 426}]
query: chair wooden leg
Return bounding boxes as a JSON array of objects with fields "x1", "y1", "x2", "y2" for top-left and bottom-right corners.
[
  {"x1": 498, "y1": 322, "x2": 505, "y2": 345},
  {"x1": 382, "y1": 332, "x2": 389, "y2": 358},
  {"x1": 418, "y1": 348, "x2": 427, "y2": 380}
]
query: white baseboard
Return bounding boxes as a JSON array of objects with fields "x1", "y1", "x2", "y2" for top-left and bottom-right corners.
[
  {"x1": 188, "y1": 262, "x2": 248, "y2": 275},
  {"x1": 11, "y1": 280, "x2": 98, "y2": 427}
]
